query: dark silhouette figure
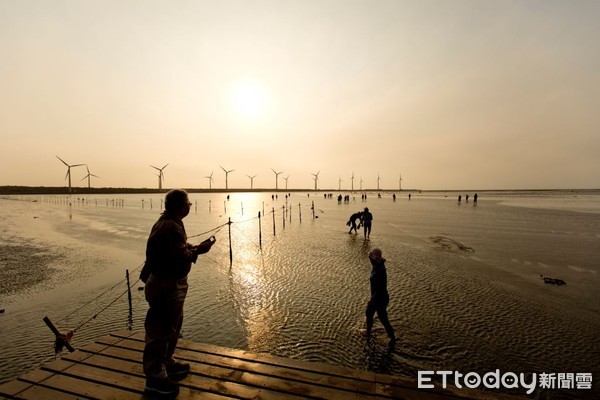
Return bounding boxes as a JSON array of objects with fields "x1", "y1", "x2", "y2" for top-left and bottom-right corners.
[
  {"x1": 458, "y1": 195, "x2": 462, "y2": 204},
  {"x1": 466, "y1": 194, "x2": 469, "y2": 203},
  {"x1": 347, "y1": 211, "x2": 363, "y2": 234},
  {"x1": 474, "y1": 193, "x2": 478, "y2": 205},
  {"x1": 361, "y1": 207, "x2": 373, "y2": 239},
  {"x1": 408, "y1": 193, "x2": 411, "y2": 200},
  {"x1": 141, "y1": 189, "x2": 215, "y2": 397},
  {"x1": 366, "y1": 248, "x2": 396, "y2": 343}
]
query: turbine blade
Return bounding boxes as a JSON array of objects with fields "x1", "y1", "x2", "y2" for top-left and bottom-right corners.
[{"x1": 56, "y1": 156, "x2": 69, "y2": 166}]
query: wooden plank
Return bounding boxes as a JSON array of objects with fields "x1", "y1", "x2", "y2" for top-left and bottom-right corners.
[
  {"x1": 62, "y1": 350, "x2": 304, "y2": 400},
  {"x1": 2, "y1": 331, "x2": 528, "y2": 400},
  {"x1": 74, "y1": 342, "x2": 370, "y2": 400},
  {"x1": 39, "y1": 358, "x2": 230, "y2": 400},
  {"x1": 101, "y1": 334, "x2": 461, "y2": 400},
  {"x1": 96, "y1": 336, "x2": 379, "y2": 398},
  {"x1": 108, "y1": 331, "x2": 525, "y2": 400},
  {"x1": 0, "y1": 378, "x2": 83, "y2": 400}
]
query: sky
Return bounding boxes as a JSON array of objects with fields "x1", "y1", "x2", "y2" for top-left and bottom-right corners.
[{"x1": 1, "y1": 0, "x2": 599, "y2": 191}]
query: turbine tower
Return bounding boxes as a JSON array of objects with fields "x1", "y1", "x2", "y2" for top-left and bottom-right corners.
[
  {"x1": 311, "y1": 171, "x2": 320, "y2": 191},
  {"x1": 150, "y1": 164, "x2": 168, "y2": 190},
  {"x1": 81, "y1": 165, "x2": 99, "y2": 189},
  {"x1": 220, "y1": 165, "x2": 234, "y2": 190},
  {"x1": 271, "y1": 168, "x2": 283, "y2": 190},
  {"x1": 399, "y1": 174, "x2": 403, "y2": 191},
  {"x1": 338, "y1": 177, "x2": 342, "y2": 191},
  {"x1": 377, "y1": 173, "x2": 381, "y2": 191},
  {"x1": 56, "y1": 156, "x2": 84, "y2": 193},
  {"x1": 283, "y1": 175, "x2": 289, "y2": 190},
  {"x1": 351, "y1": 172, "x2": 355, "y2": 192},
  {"x1": 360, "y1": 177, "x2": 363, "y2": 191},
  {"x1": 205, "y1": 171, "x2": 214, "y2": 189},
  {"x1": 247, "y1": 174, "x2": 257, "y2": 190}
]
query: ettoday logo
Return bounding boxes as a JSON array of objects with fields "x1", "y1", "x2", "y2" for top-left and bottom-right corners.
[
  {"x1": 418, "y1": 370, "x2": 537, "y2": 394},
  {"x1": 418, "y1": 370, "x2": 593, "y2": 394}
]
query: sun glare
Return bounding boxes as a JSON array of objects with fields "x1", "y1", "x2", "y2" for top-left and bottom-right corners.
[{"x1": 231, "y1": 81, "x2": 270, "y2": 120}]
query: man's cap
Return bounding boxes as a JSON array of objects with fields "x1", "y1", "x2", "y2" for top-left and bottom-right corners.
[{"x1": 369, "y1": 248, "x2": 383, "y2": 260}]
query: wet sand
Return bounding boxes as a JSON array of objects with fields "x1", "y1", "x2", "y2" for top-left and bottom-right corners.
[{"x1": 0, "y1": 191, "x2": 598, "y2": 399}]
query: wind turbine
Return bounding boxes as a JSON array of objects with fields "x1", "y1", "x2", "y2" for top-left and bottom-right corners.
[
  {"x1": 360, "y1": 177, "x2": 363, "y2": 191},
  {"x1": 247, "y1": 174, "x2": 257, "y2": 190},
  {"x1": 377, "y1": 173, "x2": 381, "y2": 191},
  {"x1": 220, "y1": 166, "x2": 234, "y2": 190},
  {"x1": 283, "y1": 175, "x2": 289, "y2": 190},
  {"x1": 271, "y1": 168, "x2": 283, "y2": 190},
  {"x1": 311, "y1": 171, "x2": 320, "y2": 191},
  {"x1": 56, "y1": 156, "x2": 84, "y2": 193},
  {"x1": 351, "y1": 172, "x2": 355, "y2": 192},
  {"x1": 81, "y1": 165, "x2": 100, "y2": 189},
  {"x1": 205, "y1": 171, "x2": 214, "y2": 189},
  {"x1": 150, "y1": 164, "x2": 168, "y2": 190},
  {"x1": 399, "y1": 174, "x2": 403, "y2": 191},
  {"x1": 338, "y1": 177, "x2": 342, "y2": 191}
]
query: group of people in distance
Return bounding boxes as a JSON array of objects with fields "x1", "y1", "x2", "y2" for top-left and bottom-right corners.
[
  {"x1": 346, "y1": 207, "x2": 373, "y2": 239},
  {"x1": 139, "y1": 190, "x2": 395, "y2": 398}
]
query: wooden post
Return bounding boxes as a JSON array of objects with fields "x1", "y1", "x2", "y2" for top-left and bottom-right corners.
[
  {"x1": 272, "y1": 207, "x2": 276, "y2": 235},
  {"x1": 228, "y1": 217, "x2": 233, "y2": 267},
  {"x1": 299, "y1": 202, "x2": 302, "y2": 223},
  {"x1": 241, "y1": 202, "x2": 244, "y2": 215},
  {"x1": 312, "y1": 201, "x2": 315, "y2": 219},
  {"x1": 282, "y1": 206, "x2": 285, "y2": 229},
  {"x1": 258, "y1": 211, "x2": 262, "y2": 249},
  {"x1": 43, "y1": 316, "x2": 75, "y2": 352},
  {"x1": 224, "y1": 201, "x2": 227, "y2": 214},
  {"x1": 126, "y1": 269, "x2": 133, "y2": 313},
  {"x1": 209, "y1": 200, "x2": 211, "y2": 213}
]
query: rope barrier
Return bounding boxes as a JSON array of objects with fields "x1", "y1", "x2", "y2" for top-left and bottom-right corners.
[{"x1": 44, "y1": 203, "x2": 297, "y2": 356}]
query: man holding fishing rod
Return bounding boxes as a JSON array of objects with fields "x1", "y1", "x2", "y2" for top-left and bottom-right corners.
[{"x1": 140, "y1": 189, "x2": 215, "y2": 398}]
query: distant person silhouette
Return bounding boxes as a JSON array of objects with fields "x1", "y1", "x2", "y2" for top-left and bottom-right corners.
[
  {"x1": 347, "y1": 211, "x2": 363, "y2": 234},
  {"x1": 408, "y1": 193, "x2": 411, "y2": 200},
  {"x1": 361, "y1": 207, "x2": 373, "y2": 239},
  {"x1": 458, "y1": 195, "x2": 462, "y2": 204},
  {"x1": 474, "y1": 193, "x2": 478, "y2": 205},
  {"x1": 466, "y1": 194, "x2": 469, "y2": 203},
  {"x1": 366, "y1": 248, "x2": 396, "y2": 344}
]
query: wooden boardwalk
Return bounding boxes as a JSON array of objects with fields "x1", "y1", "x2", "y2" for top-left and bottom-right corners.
[{"x1": 0, "y1": 331, "x2": 520, "y2": 399}]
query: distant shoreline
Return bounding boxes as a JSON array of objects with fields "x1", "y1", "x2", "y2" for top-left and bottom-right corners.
[{"x1": 0, "y1": 185, "x2": 597, "y2": 195}]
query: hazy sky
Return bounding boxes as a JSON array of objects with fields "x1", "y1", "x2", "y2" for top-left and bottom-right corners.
[{"x1": 1, "y1": 1, "x2": 599, "y2": 190}]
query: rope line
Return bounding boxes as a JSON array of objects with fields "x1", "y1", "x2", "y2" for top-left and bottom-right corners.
[
  {"x1": 52, "y1": 204, "x2": 292, "y2": 343},
  {"x1": 57, "y1": 262, "x2": 144, "y2": 326}
]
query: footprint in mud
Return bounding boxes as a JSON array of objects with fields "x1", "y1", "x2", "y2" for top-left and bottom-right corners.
[{"x1": 430, "y1": 236, "x2": 474, "y2": 252}]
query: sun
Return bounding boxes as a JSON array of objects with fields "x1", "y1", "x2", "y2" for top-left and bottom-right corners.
[{"x1": 230, "y1": 81, "x2": 270, "y2": 120}]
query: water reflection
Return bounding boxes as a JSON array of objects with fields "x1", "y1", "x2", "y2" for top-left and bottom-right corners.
[{"x1": 1, "y1": 192, "x2": 599, "y2": 400}]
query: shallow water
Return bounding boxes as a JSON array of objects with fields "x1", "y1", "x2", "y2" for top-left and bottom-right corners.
[{"x1": 1, "y1": 191, "x2": 599, "y2": 399}]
